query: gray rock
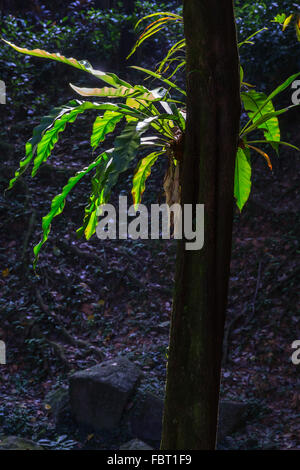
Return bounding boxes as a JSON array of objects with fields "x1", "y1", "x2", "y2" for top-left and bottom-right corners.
[
  {"x1": 126, "y1": 392, "x2": 163, "y2": 442},
  {"x1": 44, "y1": 386, "x2": 70, "y2": 425},
  {"x1": 0, "y1": 436, "x2": 43, "y2": 450},
  {"x1": 69, "y1": 357, "x2": 142, "y2": 431},
  {"x1": 217, "y1": 400, "x2": 250, "y2": 442},
  {"x1": 119, "y1": 438, "x2": 153, "y2": 450},
  {"x1": 126, "y1": 393, "x2": 250, "y2": 444}
]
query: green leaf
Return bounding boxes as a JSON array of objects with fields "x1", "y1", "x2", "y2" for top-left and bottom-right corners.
[
  {"x1": 234, "y1": 147, "x2": 252, "y2": 211},
  {"x1": 241, "y1": 91, "x2": 280, "y2": 150},
  {"x1": 7, "y1": 105, "x2": 73, "y2": 189},
  {"x1": 8, "y1": 100, "x2": 143, "y2": 186},
  {"x1": 241, "y1": 105, "x2": 298, "y2": 137},
  {"x1": 272, "y1": 13, "x2": 287, "y2": 25},
  {"x1": 114, "y1": 115, "x2": 162, "y2": 175},
  {"x1": 33, "y1": 150, "x2": 113, "y2": 267},
  {"x1": 91, "y1": 111, "x2": 123, "y2": 150},
  {"x1": 2, "y1": 39, "x2": 131, "y2": 88},
  {"x1": 241, "y1": 73, "x2": 300, "y2": 136},
  {"x1": 296, "y1": 21, "x2": 300, "y2": 42},
  {"x1": 247, "y1": 140, "x2": 300, "y2": 151},
  {"x1": 131, "y1": 66, "x2": 186, "y2": 96},
  {"x1": 240, "y1": 65, "x2": 244, "y2": 85},
  {"x1": 70, "y1": 83, "x2": 165, "y2": 101},
  {"x1": 78, "y1": 118, "x2": 161, "y2": 240},
  {"x1": 165, "y1": 102, "x2": 186, "y2": 131},
  {"x1": 128, "y1": 12, "x2": 183, "y2": 59},
  {"x1": 132, "y1": 150, "x2": 164, "y2": 208},
  {"x1": 129, "y1": 20, "x2": 175, "y2": 58},
  {"x1": 157, "y1": 38, "x2": 185, "y2": 74},
  {"x1": 282, "y1": 14, "x2": 294, "y2": 31},
  {"x1": 31, "y1": 100, "x2": 123, "y2": 176},
  {"x1": 134, "y1": 11, "x2": 183, "y2": 30},
  {"x1": 238, "y1": 28, "x2": 268, "y2": 48},
  {"x1": 103, "y1": 117, "x2": 159, "y2": 197},
  {"x1": 78, "y1": 152, "x2": 114, "y2": 240},
  {"x1": 267, "y1": 72, "x2": 300, "y2": 102},
  {"x1": 246, "y1": 144, "x2": 273, "y2": 171}
]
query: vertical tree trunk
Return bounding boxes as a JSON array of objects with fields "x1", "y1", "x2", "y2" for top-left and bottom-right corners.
[{"x1": 161, "y1": 0, "x2": 241, "y2": 450}]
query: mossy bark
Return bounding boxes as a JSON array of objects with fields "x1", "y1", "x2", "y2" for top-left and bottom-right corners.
[{"x1": 161, "y1": 0, "x2": 241, "y2": 450}]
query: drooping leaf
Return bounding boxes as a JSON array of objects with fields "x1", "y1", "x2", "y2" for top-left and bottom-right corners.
[
  {"x1": 241, "y1": 105, "x2": 299, "y2": 137},
  {"x1": 91, "y1": 111, "x2": 123, "y2": 150},
  {"x1": 77, "y1": 118, "x2": 161, "y2": 240},
  {"x1": 8, "y1": 99, "x2": 146, "y2": 186},
  {"x1": 267, "y1": 72, "x2": 300, "y2": 102},
  {"x1": 246, "y1": 144, "x2": 273, "y2": 171},
  {"x1": 247, "y1": 140, "x2": 300, "y2": 151},
  {"x1": 33, "y1": 150, "x2": 113, "y2": 266},
  {"x1": 240, "y1": 65, "x2": 244, "y2": 85},
  {"x1": 7, "y1": 104, "x2": 75, "y2": 189},
  {"x1": 134, "y1": 11, "x2": 183, "y2": 30},
  {"x1": 158, "y1": 39, "x2": 185, "y2": 72},
  {"x1": 296, "y1": 19, "x2": 300, "y2": 42},
  {"x1": 241, "y1": 90, "x2": 280, "y2": 150},
  {"x1": 164, "y1": 60, "x2": 186, "y2": 80},
  {"x1": 125, "y1": 97, "x2": 145, "y2": 123},
  {"x1": 79, "y1": 153, "x2": 114, "y2": 240},
  {"x1": 31, "y1": 100, "x2": 123, "y2": 176},
  {"x1": 238, "y1": 27, "x2": 268, "y2": 48},
  {"x1": 140, "y1": 136, "x2": 165, "y2": 146},
  {"x1": 103, "y1": 117, "x2": 159, "y2": 198},
  {"x1": 132, "y1": 150, "x2": 164, "y2": 208},
  {"x1": 128, "y1": 12, "x2": 183, "y2": 59},
  {"x1": 2, "y1": 39, "x2": 131, "y2": 88},
  {"x1": 282, "y1": 14, "x2": 294, "y2": 31},
  {"x1": 7, "y1": 108, "x2": 62, "y2": 189},
  {"x1": 234, "y1": 147, "x2": 252, "y2": 211},
  {"x1": 70, "y1": 83, "x2": 164, "y2": 101},
  {"x1": 165, "y1": 102, "x2": 186, "y2": 131},
  {"x1": 133, "y1": 18, "x2": 176, "y2": 52},
  {"x1": 241, "y1": 73, "x2": 300, "y2": 138}
]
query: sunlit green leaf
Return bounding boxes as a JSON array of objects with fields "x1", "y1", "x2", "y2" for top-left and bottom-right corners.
[
  {"x1": 282, "y1": 14, "x2": 294, "y2": 31},
  {"x1": 131, "y1": 66, "x2": 186, "y2": 96},
  {"x1": 31, "y1": 100, "x2": 122, "y2": 176},
  {"x1": 33, "y1": 150, "x2": 113, "y2": 267},
  {"x1": 2, "y1": 39, "x2": 131, "y2": 88},
  {"x1": 234, "y1": 147, "x2": 252, "y2": 211},
  {"x1": 7, "y1": 105, "x2": 74, "y2": 189},
  {"x1": 247, "y1": 140, "x2": 300, "y2": 151},
  {"x1": 132, "y1": 150, "x2": 164, "y2": 208},
  {"x1": 241, "y1": 91, "x2": 280, "y2": 150},
  {"x1": 77, "y1": 118, "x2": 161, "y2": 240},
  {"x1": 70, "y1": 83, "x2": 165, "y2": 101},
  {"x1": 241, "y1": 105, "x2": 298, "y2": 137},
  {"x1": 91, "y1": 111, "x2": 123, "y2": 150}
]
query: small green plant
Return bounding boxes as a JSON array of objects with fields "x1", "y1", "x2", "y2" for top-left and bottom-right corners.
[
  {"x1": 273, "y1": 10, "x2": 300, "y2": 41},
  {"x1": 2, "y1": 9, "x2": 300, "y2": 266},
  {"x1": 3, "y1": 39, "x2": 187, "y2": 268}
]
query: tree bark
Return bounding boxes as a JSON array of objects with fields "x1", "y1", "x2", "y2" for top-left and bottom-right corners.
[{"x1": 161, "y1": 0, "x2": 241, "y2": 450}]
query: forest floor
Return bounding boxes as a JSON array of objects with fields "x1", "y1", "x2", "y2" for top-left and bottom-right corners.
[{"x1": 0, "y1": 105, "x2": 299, "y2": 449}]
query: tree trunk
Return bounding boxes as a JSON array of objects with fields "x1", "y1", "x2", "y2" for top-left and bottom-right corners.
[{"x1": 161, "y1": 0, "x2": 241, "y2": 450}]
